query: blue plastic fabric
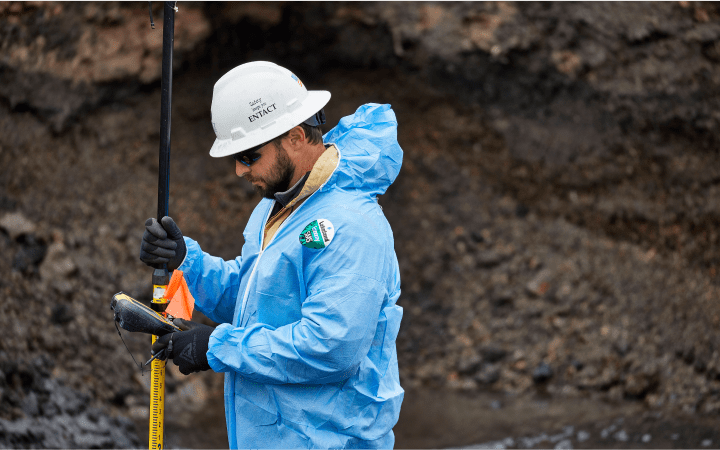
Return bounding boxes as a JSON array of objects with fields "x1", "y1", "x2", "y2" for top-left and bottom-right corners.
[{"x1": 178, "y1": 103, "x2": 404, "y2": 449}]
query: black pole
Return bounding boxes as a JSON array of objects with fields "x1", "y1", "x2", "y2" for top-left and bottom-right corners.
[
  {"x1": 152, "y1": 1, "x2": 175, "y2": 311},
  {"x1": 157, "y1": 1, "x2": 175, "y2": 221}
]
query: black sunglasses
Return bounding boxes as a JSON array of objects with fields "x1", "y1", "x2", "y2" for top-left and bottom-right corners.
[
  {"x1": 232, "y1": 142, "x2": 268, "y2": 167},
  {"x1": 232, "y1": 109, "x2": 325, "y2": 166}
]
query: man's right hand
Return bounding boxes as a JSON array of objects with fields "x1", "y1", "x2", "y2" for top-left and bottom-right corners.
[{"x1": 139, "y1": 216, "x2": 187, "y2": 271}]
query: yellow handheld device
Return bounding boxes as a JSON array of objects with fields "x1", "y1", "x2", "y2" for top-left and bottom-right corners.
[{"x1": 110, "y1": 292, "x2": 180, "y2": 336}]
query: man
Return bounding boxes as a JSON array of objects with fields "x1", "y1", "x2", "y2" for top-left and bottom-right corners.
[{"x1": 139, "y1": 61, "x2": 404, "y2": 448}]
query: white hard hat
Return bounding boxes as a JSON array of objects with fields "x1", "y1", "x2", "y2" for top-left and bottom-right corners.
[{"x1": 209, "y1": 61, "x2": 331, "y2": 158}]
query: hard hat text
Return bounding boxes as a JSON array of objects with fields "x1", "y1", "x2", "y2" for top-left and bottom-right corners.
[{"x1": 248, "y1": 104, "x2": 277, "y2": 123}]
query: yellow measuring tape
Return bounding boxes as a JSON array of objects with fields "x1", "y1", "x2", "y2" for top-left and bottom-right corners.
[
  {"x1": 149, "y1": 334, "x2": 165, "y2": 449},
  {"x1": 150, "y1": 283, "x2": 169, "y2": 449}
]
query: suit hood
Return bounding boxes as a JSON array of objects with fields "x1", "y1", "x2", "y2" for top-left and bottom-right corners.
[{"x1": 322, "y1": 103, "x2": 403, "y2": 197}]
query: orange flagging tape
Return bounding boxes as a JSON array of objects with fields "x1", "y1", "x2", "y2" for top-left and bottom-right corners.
[{"x1": 164, "y1": 269, "x2": 195, "y2": 321}]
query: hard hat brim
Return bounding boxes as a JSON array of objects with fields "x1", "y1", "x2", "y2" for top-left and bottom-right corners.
[{"x1": 209, "y1": 90, "x2": 332, "y2": 158}]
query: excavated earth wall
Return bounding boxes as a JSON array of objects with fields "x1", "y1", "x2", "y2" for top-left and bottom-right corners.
[{"x1": 1, "y1": 2, "x2": 720, "y2": 447}]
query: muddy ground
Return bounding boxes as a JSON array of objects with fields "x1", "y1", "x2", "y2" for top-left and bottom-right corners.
[{"x1": 1, "y1": 2, "x2": 720, "y2": 448}]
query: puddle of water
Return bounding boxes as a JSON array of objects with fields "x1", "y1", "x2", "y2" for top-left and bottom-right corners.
[{"x1": 394, "y1": 389, "x2": 638, "y2": 448}]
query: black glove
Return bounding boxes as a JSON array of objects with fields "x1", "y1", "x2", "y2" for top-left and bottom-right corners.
[
  {"x1": 151, "y1": 319, "x2": 214, "y2": 375},
  {"x1": 140, "y1": 216, "x2": 187, "y2": 271}
]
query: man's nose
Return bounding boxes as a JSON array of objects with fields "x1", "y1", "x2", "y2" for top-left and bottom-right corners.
[{"x1": 236, "y1": 160, "x2": 250, "y2": 177}]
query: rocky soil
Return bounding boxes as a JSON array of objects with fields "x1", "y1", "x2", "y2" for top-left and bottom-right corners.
[{"x1": 2, "y1": 2, "x2": 720, "y2": 448}]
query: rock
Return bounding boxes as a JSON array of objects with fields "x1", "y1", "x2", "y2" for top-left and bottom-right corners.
[
  {"x1": 624, "y1": 371, "x2": 659, "y2": 399},
  {"x1": 600, "y1": 423, "x2": 617, "y2": 439},
  {"x1": 481, "y1": 346, "x2": 508, "y2": 363},
  {"x1": 473, "y1": 436, "x2": 516, "y2": 449},
  {"x1": 475, "y1": 364, "x2": 501, "y2": 385},
  {"x1": 679, "y1": 345, "x2": 695, "y2": 364},
  {"x1": 20, "y1": 392, "x2": 39, "y2": 418},
  {"x1": 491, "y1": 290, "x2": 514, "y2": 308},
  {"x1": 577, "y1": 430, "x2": 590, "y2": 442},
  {"x1": 12, "y1": 235, "x2": 47, "y2": 273},
  {"x1": 614, "y1": 429, "x2": 628, "y2": 442},
  {"x1": 516, "y1": 204, "x2": 530, "y2": 218},
  {"x1": 0, "y1": 212, "x2": 36, "y2": 240},
  {"x1": 612, "y1": 339, "x2": 630, "y2": 356},
  {"x1": 550, "y1": 426, "x2": 576, "y2": 445},
  {"x1": 39, "y1": 241, "x2": 77, "y2": 282},
  {"x1": 457, "y1": 353, "x2": 483, "y2": 375},
  {"x1": 477, "y1": 251, "x2": 505, "y2": 268},
  {"x1": 50, "y1": 383, "x2": 87, "y2": 416},
  {"x1": 106, "y1": 419, "x2": 139, "y2": 444},
  {"x1": 526, "y1": 269, "x2": 552, "y2": 297},
  {"x1": 0, "y1": 195, "x2": 17, "y2": 211},
  {"x1": 73, "y1": 433, "x2": 114, "y2": 448},
  {"x1": 0, "y1": 417, "x2": 40, "y2": 443},
  {"x1": 520, "y1": 433, "x2": 552, "y2": 449},
  {"x1": 470, "y1": 231, "x2": 485, "y2": 243},
  {"x1": 50, "y1": 305, "x2": 74, "y2": 325},
  {"x1": 532, "y1": 362, "x2": 554, "y2": 384},
  {"x1": 447, "y1": 376, "x2": 478, "y2": 391},
  {"x1": 685, "y1": 23, "x2": 720, "y2": 43}
]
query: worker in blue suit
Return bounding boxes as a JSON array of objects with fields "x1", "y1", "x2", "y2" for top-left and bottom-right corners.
[{"x1": 139, "y1": 61, "x2": 404, "y2": 448}]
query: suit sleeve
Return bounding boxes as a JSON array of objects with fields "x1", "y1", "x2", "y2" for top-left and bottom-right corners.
[{"x1": 177, "y1": 237, "x2": 241, "y2": 325}]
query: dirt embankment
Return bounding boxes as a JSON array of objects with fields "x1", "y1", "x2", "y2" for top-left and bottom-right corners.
[{"x1": 1, "y1": 2, "x2": 720, "y2": 448}]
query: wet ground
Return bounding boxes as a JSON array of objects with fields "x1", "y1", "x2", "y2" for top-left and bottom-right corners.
[
  {"x1": 398, "y1": 390, "x2": 720, "y2": 449},
  {"x1": 132, "y1": 388, "x2": 720, "y2": 449}
]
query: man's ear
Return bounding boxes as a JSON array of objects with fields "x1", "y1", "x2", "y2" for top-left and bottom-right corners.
[{"x1": 286, "y1": 126, "x2": 307, "y2": 148}]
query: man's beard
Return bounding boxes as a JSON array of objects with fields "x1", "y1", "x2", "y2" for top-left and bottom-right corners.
[{"x1": 246, "y1": 145, "x2": 295, "y2": 199}]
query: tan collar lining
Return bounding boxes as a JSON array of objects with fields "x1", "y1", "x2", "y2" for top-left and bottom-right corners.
[{"x1": 285, "y1": 144, "x2": 339, "y2": 209}]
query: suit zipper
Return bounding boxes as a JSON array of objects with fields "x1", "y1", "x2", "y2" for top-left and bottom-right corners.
[
  {"x1": 236, "y1": 145, "x2": 342, "y2": 323},
  {"x1": 237, "y1": 203, "x2": 272, "y2": 324}
]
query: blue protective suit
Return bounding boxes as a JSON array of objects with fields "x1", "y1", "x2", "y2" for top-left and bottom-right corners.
[{"x1": 178, "y1": 104, "x2": 404, "y2": 448}]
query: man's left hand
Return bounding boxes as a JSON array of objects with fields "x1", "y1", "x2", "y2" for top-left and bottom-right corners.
[{"x1": 151, "y1": 318, "x2": 214, "y2": 375}]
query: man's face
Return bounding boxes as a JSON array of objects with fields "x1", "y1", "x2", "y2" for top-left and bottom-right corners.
[{"x1": 236, "y1": 142, "x2": 295, "y2": 199}]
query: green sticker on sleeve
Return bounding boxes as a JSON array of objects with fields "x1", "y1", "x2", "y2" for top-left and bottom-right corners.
[{"x1": 299, "y1": 219, "x2": 335, "y2": 249}]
